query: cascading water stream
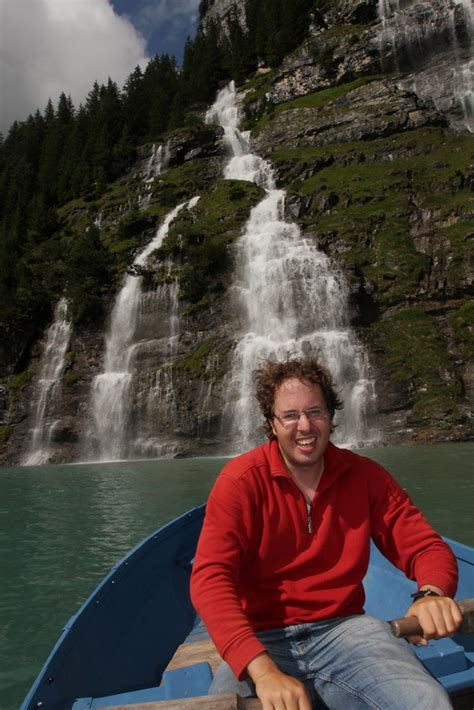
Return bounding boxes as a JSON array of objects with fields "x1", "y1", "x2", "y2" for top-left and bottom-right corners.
[
  {"x1": 454, "y1": 0, "x2": 474, "y2": 128},
  {"x1": 207, "y1": 83, "x2": 378, "y2": 451},
  {"x1": 22, "y1": 298, "x2": 72, "y2": 465},
  {"x1": 378, "y1": 0, "x2": 474, "y2": 131},
  {"x1": 144, "y1": 144, "x2": 166, "y2": 181},
  {"x1": 139, "y1": 143, "x2": 170, "y2": 208},
  {"x1": 86, "y1": 198, "x2": 199, "y2": 461}
]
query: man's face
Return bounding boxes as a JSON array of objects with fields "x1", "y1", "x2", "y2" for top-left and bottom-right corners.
[{"x1": 270, "y1": 377, "x2": 331, "y2": 477}]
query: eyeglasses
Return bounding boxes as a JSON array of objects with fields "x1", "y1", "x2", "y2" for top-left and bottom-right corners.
[{"x1": 273, "y1": 407, "x2": 330, "y2": 429}]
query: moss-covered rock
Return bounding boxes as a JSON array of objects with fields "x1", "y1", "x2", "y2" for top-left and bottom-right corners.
[
  {"x1": 8, "y1": 371, "x2": 33, "y2": 395},
  {"x1": 155, "y1": 179, "x2": 264, "y2": 304},
  {"x1": 0, "y1": 425, "x2": 11, "y2": 446},
  {"x1": 266, "y1": 127, "x2": 474, "y2": 312},
  {"x1": 450, "y1": 302, "x2": 474, "y2": 360},
  {"x1": 251, "y1": 77, "x2": 443, "y2": 154},
  {"x1": 173, "y1": 337, "x2": 229, "y2": 380},
  {"x1": 63, "y1": 370, "x2": 81, "y2": 386},
  {"x1": 164, "y1": 122, "x2": 224, "y2": 166},
  {"x1": 153, "y1": 157, "x2": 223, "y2": 203},
  {"x1": 369, "y1": 307, "x2": 470, "y2": 439},
  {"x1": 374, "y1": 308, "x2": 458, "y2": 386}
]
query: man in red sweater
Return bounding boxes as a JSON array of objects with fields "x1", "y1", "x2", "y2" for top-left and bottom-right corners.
[{"x1": 190, "y1": 356, "x2": 461, "y2": 709}]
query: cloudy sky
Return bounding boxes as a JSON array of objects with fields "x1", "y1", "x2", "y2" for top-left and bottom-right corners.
[{"x1": 0, "y1": 0, "x2": 201, "y2": 134}]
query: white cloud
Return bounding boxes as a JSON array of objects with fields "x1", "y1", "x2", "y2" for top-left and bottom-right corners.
[{"x1": 0, "y1": 0, "x2": 150, "y2": 133}]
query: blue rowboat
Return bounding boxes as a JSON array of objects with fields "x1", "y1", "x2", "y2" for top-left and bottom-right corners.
[{"x1": 21, "y1": 505, "x2": 474, "y2": 709}]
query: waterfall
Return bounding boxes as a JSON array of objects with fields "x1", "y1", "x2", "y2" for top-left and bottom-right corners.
[
  {"x1": 143, "y1": 143, "x2": 169, "y2": 182},
  {"x1": 22, "y1": 298, "x2": 72, "y2": 465},
  {"x1": 455, "y1": 0, "x2": 474, "y2": 129},
  {"x1": 207, "y1": 83, "x2": 378, "y2": 451},
  {"x1": 378, "y1": 0, "x2": 433, "y2": 71},
  {"x1": 85, "y1": 198, "x2": 199, "y2": 462},
  {"x1": 139, "y1": 143, "x2": 170, "y2": 208},
  {"x1": 378, "y1": 0, "x2": 474, "y2": 132}
]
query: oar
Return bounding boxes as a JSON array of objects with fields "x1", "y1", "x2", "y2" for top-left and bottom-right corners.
[{"x1": 390, "y1": 598, "x2": 474, "y2": 638}]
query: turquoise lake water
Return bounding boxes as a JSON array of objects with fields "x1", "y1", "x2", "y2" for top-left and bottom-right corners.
[{"x1": 1, "y1": 443, "x2": 473, "y2": 709}]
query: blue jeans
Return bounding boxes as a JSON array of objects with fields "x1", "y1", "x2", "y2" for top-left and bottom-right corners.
[{"x1": 209, "y1": 615, "x2": 452, "y2": 709}]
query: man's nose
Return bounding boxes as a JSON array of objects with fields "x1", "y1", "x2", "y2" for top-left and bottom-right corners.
[{"x1": 297, "y1": 412, "x2": 312, "y2": 431}]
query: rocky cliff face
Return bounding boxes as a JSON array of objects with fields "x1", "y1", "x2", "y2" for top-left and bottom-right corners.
[
  {"x1": 1, "y1": 0, "x2": 472, "y2": 464},
  {"x1": 200, "y1": 0, "x2": 246, "y2": 32},
  {"x1": 240, "y1": 0, "x2": 473, "y2": 443}
]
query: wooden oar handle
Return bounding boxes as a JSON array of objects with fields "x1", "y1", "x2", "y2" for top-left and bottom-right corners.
[
  {"x1": 390, "y1": 616, "x2": 424, "y2": 638},
  {"x1": 389, "y1": 598, "x2": 474, "y2": 638}
]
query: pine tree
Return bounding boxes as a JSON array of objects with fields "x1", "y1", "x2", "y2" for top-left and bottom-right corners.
[
  {"x1": 57, "y1": 92, "x2": 74, "y2": 126},
  {"x1": 279, "y1": 0, "x2": 316, "y2": 57},
  {"x1": 26, "y1": 193, "x2": 59, "y2": 245},
  {"x1": 182, "y1": 22, "x2": 226, "y2": 105},
  {"x1": 92, "y1": 79, "x2": 124, "y2": 180},
  {"x1": 64, "y1": 223, "x2": 114, "y2": 323},
  {"x1": 144, "y1": 55, "x2": 179, "y2": 137},
  {"x1": 65, "y1": 105, "x2": 91, "y2": 199},
  {"x1": 123, "y1": 66, "x2": 148, "y2": 140},
  {"x1": 112, "y1": 125, "x2": 135, "y2": 178},
  {"x1": 223, "y1": 10, "x2": 254, "y2": 81},
  {"x1": 85, "y1": 81, "x2": 101, "y2": 118}
]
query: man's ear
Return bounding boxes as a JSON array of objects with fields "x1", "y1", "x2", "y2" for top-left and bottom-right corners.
[{"x1": 269, "y1": 418, "x2": 277, "y2": 437}]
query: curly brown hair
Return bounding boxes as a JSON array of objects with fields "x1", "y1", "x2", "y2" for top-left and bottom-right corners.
[{"x1": 253, "y1": 355, "x2": 343, "y2": 438}]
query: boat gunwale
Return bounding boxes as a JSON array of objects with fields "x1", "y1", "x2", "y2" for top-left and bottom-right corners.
[{"x1": 20, "y1": 505, "x2": 206, "y2": 710}]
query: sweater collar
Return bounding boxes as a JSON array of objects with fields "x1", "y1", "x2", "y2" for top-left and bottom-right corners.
[{"x1": 269, "y1": 438, "x2": 351, "y2": 492}]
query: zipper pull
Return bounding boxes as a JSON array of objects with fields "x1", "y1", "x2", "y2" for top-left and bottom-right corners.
[{"x1": 307, "y1": 503, "x2": 313, "y2": 533}]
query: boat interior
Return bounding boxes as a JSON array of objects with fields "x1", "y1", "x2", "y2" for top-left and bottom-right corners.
[
  {"x1": 22, "y1": 509, "x2": 474, "y2": 710},
  {"x1": 71, "y1": 542, "x2": 474, "y2": 710}
]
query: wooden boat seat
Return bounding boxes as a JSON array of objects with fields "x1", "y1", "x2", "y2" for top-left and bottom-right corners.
[
  {"x1": 167, "y1": 638, "x2": 222, "y2": 674},
  {"x1": 146, "y1": 634, "x2": 263, "y2": 708},
  {"x1": 105, "y1": 695, "x2": 261, "y2": 708}
]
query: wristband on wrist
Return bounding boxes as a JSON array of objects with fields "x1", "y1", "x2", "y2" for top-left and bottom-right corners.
[{"x1": 411, "y1": 589, "x2": 441, "y2": 602}]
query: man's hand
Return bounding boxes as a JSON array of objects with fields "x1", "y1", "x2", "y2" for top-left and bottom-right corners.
[
  {"x1": 405, "y1": 587, "x2": 462, "y2": 646},
  {"x1": 247, "y1": 653, "x2": 311, "y2": 710}
]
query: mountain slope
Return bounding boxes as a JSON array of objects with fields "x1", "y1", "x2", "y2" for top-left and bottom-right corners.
[{"x1": 0, "y1": 0, "x2": 472, "y2": 463}]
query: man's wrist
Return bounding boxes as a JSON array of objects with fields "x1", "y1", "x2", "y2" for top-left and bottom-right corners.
[
  {"x1": 411, "y1": 584, "x2": 445, "y2": 601},
  {"x1": 247, "y1": 652, "x2": 280, "y2": 682},
  {"x1": 411, "y1": 589, "x2": 440, "y2": 602}
]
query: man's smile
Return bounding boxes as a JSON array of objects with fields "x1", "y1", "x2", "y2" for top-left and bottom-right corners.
[{"x1": 295, "y1": 436, "x2": 316, "y2": 449}]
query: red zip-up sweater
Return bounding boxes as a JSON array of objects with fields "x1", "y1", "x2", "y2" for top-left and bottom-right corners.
[{"x1": 190, "y1": 440, "x2": 458, "y2": 680}]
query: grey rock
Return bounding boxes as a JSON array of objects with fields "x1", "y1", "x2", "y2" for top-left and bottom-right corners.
[
  {"x1": 200, "y1": 0, "x2": 246, "y2": 34},
  {"x1": 166, "y1": 125, "x2": 225, "y2": 167},
  {"x1": 252, "y1": 79, "x2": 445, "y2": 156}
]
